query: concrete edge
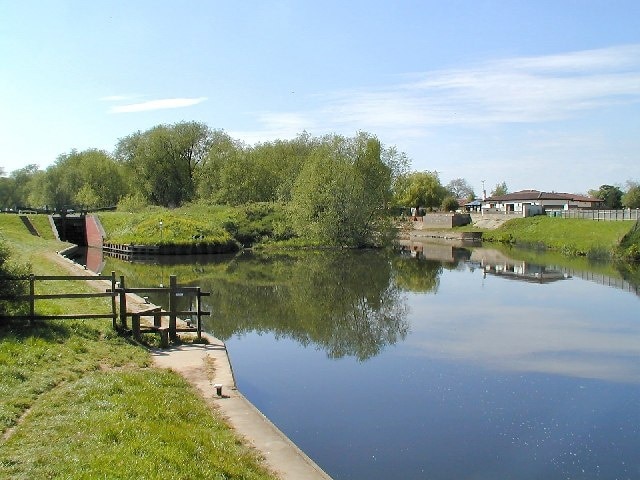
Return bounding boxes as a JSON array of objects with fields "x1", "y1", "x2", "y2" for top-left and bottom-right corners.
[
  {"x1": 52, "y1": 251, "x2": 333, "y2": 479},
  {"x1": 150, "y1": 334, "x2": 333, "y2": 480}
]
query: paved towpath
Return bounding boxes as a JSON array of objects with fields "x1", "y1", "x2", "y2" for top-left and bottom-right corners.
[
  {"x1": 52, "y1": 251, "x2": 332, "y2": 480},
  {"x1": 151, "y1": 339, "x2": 333, "y2": 480}
]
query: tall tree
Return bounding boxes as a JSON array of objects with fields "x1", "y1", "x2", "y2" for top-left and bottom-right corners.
[
  {"x1": 446, "y1": 178, "x2": 475, "y2": 200},
  {"x1": 115, "y1": 122, "x2": 212, "y2": 207},
  {"x1": 288, "y1": 134, "x2": 392, "y2": 247},
  {"x1": 491, "y1": 181, "x2": 509, "y2": 197},
  {"x1": 38, "y1": 149, "x2": 126, "y2": 210},
  {"x1": 393, "y1": 171, "x2": 447, "y2": 212},
  {"x1": 590, "y1": 184, "x2": 623, "y2": 209},
  {"x1": 622, "y1": 181, "x2": 640, "y2": 209},
  {"x1": 0, "y1": 164, "x2": 40, "y2": 210}
]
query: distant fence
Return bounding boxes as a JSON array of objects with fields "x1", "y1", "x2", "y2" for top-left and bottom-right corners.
[{"x1": 546, "y1": 209, "x2": 640, "y2": 221}]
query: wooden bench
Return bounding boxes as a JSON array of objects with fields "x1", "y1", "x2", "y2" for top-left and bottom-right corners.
[{"x1": 131, "y1": 307, "x2": 169, "y2": 348}]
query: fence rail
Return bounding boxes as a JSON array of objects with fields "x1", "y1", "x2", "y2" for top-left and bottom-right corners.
[
  {"x1": 1, "y1": 273, "x2": 210, "y2": 346},
  {"x1": 545, "y1": 209, "x2": 640, "y2": 221},
  {"x1": 0, "y1": 272, "x2": 118, "y2": 325}
]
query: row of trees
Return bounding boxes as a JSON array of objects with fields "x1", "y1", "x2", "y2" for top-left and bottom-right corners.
[
  {"x1": 0, "y1": 123, "x2": 416, "y2": 246},
  {"x1": 587, "y1": 183, "x2": 640, "y2": 209},
  {"x1": 1, "y1": 121, "x2": 488, "y2": 216},
  {"x1": 3, "y1": 120, "x2": 638, "y2": 245}
]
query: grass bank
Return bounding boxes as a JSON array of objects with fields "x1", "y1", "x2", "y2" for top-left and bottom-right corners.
[
  {"x1": 474, "y1": 216, "x2": 636, "y2": 259},
  {"x1": 0, "y1": 214, "x2": 278, "y2": 479},
  {"x1": 97, "y1": 202, "x2": 290, "y2": 249}
]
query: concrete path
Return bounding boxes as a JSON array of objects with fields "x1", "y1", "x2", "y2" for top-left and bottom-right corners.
[
  {"x1": 151, "y1": 337, "x2": 333, "y2": 480},
  {"x1": 52, "y1": 252, "x2": 333, "y2": 480}
]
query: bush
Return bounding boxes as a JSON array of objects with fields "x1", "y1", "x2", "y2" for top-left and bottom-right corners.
[
  {"x1": 117, "y1": 192, "x2": 149, "y2": 212},
  {"x1": 440, "y1": 196, "x2": 459, "y2": 212},
  {"x1": 0, "y1": 241, "x2": 31, "y2": 316}
]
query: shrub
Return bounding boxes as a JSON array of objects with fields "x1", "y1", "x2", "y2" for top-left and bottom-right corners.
[
  {"x1": 0, "y1": 241, "x2": 30, "y2": 316},
  {"x1": 440, "y1": 196, "x2": 459, "y2": 212}
]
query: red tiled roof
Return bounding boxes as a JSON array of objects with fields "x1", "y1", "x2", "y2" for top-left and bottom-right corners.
[{"x1": 485, "y1": 190, "x2": 601, "y2": 202}]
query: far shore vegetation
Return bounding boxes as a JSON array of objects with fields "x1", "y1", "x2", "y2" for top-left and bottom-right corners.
[{"x1": 2, "y1": 120, "x2": 640, "y2": 254}]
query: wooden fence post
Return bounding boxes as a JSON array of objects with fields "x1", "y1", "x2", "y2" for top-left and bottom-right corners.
[
  {"x1": 169, "y1": 275, "x2": 177, "y2": 341},
  {"x1": 110, "y1": 271, "x2": 117, "y2": 330},
  {"x1": 29, "y1": 274, "x2": 35, "y2": 323},
  {"x1": 196, "y1": 287, "x2": 202, "y2": 340},
  {"x1": 119, "y1": 275, "x2": 127, "y2": 329},
  {"x1": 131, "y1": 313, "x2": 141, "y2": 340}
]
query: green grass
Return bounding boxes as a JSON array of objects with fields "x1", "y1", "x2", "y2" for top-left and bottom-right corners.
[
  {"x1": 97, "y1": 205, "x2": 239, "y2": 248},
  {"x1": 476, "y1": 216, "x2": 635, "y2": 257},
  {"x1": 97, "y1": 202, "x2": 291, "y2": 249},
  {"x1": 1, "y1": 368, "x2": 272, "y2": 479},
  {"x1": 25, "y1": 214, "x2": 56, "y2": 240},
  {"x1": 0, "y1": 215, "x2": 278, "y2": 480}
]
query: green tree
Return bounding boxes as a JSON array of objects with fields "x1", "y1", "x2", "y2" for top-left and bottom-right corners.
[
  {"x1": 195, "y1": 130, "x2": 246, "y2": 204},
  {"x1": 0, "y1": 176, "x2": 15, "y2": 210},
  {"x1": 288, "y1": 134, "x2": 392, "y2": 247},
  {"x1": 622, "y1": 182, "x2": 640, "y2": 209},
  {"x1": 116, "y1": 122, "x2": 213, "y2": 207},
  {"x1": 441, "y1": 196, "x2": 459, "y2": 212},
  {"x1": 491, "y1": 181, "x2": 509, "y2": 197},
  {"x1": 590, "y1": 184, "x2": 623, "y2": 209},
  {"x1": 393, "y1": 171, "x2": 447, "y2": 212},
  {"x1": 0, "y1": 164, "x2": 40, "y2": 210},
  {"x1": 35, "y1": 149, "x2": 126, "y2": 210},
  {"x1": 446, "y1": 178, "x2": 475, "y2": 200}
]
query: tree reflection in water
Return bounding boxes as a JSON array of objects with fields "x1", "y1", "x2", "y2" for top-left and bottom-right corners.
[{"x1": 199, "y1": 250, "x2": 413, "y2": 360}]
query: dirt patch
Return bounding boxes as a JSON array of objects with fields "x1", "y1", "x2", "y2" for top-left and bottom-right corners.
[{"x1": 471, "y1": 217, "x2": 511, "y2": 229}]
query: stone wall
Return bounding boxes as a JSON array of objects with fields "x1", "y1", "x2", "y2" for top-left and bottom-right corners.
[{"x1": 413, "y1": 213, "x2": 471, "y2": 229}]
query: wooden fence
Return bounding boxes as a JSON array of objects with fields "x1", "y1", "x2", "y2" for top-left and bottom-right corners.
[
  {"x1": 0, "y1": 272, "x2": 210, "y2": 347},
  {"x1": 0, "y1": 272, "x2": 118, "y2": 326},
  {"x1": 110, "y1": 274, "x2": 210, "y2": 345}
]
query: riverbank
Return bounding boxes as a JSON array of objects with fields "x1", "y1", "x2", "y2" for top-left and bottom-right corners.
[
  {"x1": 0, "y1": 216, "x2": 331, "y2": 479},
  {"x1": 151, "y1": 336, "x2": 332, "y2": 480},
  {"x1": 404, "y1": 213, "x2": 638, "y2": 261}
]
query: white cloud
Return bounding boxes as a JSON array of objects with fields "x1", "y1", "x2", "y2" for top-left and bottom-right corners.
[
  {"x1": 246, "y1": 44, "x2": 640, "y2": 140},
  {"x1": 229, "y1": 112, "x2": 314, "y2": 144},
  {"x1": 109, "y1": 97, "x2": 207, "y2": 113},
  {"x1": 334, "y1": 45, "x2": 640, "y2": 129}
]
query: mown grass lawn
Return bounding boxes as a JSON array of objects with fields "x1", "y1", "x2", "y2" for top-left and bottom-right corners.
[{"x1": 0, "y1": 214, "x2": 278, "y2": 480}]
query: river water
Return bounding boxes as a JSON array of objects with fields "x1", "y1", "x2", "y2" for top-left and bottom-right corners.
[{"x1": 96, "y1": 241, "x2": 640, "y2": 480}]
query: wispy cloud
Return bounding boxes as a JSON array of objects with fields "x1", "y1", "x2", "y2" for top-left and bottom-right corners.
[
  {"x1": 108, "y1": 97, "x2": 207, "y2": 113},
  {"x1": 230, "y1": 112, "x2": 313, "y2": 144},
  {"x1": 326, "y1": 44, "x2": 640, "y2": 130},
  {"x1": 243, "y1": 44, "x2": 640, "y2": 141}
]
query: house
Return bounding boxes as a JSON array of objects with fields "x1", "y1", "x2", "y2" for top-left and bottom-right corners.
[
  {"x1": 481, "y1": 190, "x2": 603, "y2": 215},
  {"x1": 462, "y1": 199, "x2": 482, "y2": 212}
]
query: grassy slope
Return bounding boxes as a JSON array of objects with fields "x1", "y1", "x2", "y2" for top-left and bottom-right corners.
[
  {"x1": 97, "y1": 203, "x2": 291, "y2": 248},
  {"x1": 477, "y1": 216, "x2": 635, "y2": 257},
  {"x1": 97, "y1": 205, "x2": 238, "y2": 247},
  {"x1": 0, "y1": 215, "x2": 277, "y2": 480}
]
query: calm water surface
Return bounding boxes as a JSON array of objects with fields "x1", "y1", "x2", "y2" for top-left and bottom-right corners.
[{"x1": 100, "y1": 243, "x2": 640, "y2": 480}]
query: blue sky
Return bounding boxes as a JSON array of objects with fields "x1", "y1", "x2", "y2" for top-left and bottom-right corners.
[{"x1": 1, "y1": 1, "x2": 639, "y2": 195}]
